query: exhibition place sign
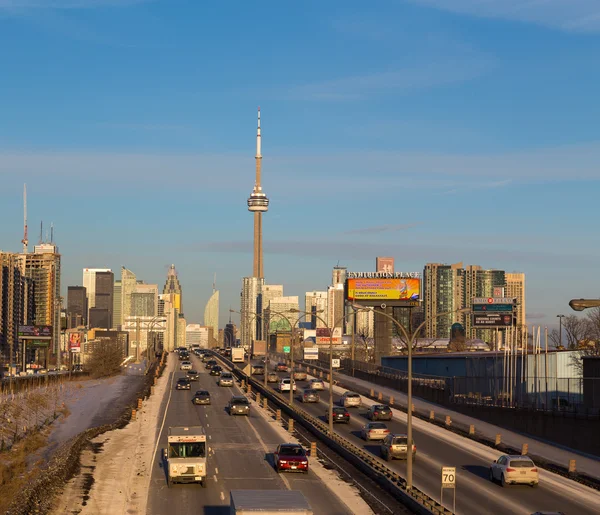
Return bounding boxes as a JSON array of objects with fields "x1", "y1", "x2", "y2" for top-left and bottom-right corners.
[{"x1": 347, "y1": 272, "x2": 421, "y2": 279}]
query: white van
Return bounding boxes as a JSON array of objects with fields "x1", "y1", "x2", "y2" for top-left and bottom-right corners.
[{"x1": 278, "y1": 378, "x2": 297, "y2": 393}]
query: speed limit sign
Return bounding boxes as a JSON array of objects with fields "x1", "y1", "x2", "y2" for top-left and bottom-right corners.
[{"x1": 441, "y1": 467, "x2": 456, "y2": 488}]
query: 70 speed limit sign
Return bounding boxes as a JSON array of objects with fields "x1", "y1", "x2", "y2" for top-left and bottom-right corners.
[{"x1": 441, "y1": 467, "x2": 456, "y2": 488}]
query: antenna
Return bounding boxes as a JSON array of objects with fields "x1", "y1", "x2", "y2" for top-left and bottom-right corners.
[
  {"x1": 39, "y1": 221, "x2": 43, "y2": 244},
  {"x1": 229, "y1": 306, "x2": 232, "y2": 324},
  {"x1": 213, "y1": 273, "x2": 216, "y2": 293},
  {"x1": 21, "y1": 184, "x2": 28, "y2": 254},
  {"x1": 50, "y1": 222, "x2": 54, "y2": 243}
]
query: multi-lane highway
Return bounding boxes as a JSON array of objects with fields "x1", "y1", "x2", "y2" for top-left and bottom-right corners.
[
  {"x1": 255, "y1": 358, "x2": 600, "y2": 515},
  {"x1": 147, "y1": 354, "x2": 352, "y2": 515}
]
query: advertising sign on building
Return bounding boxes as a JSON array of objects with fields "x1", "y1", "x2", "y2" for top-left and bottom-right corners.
[
  {"x1": 18, "y1": 325, "x2": 52, "y2": 340},
  {"x1": 304, "y1": 347, "x2": 319, "y2": 360},
  {"x1": 69, "y1": 332, "x2": 82, "y2": 353},
  {"x1": 472, "y1": 304, "x2": 514, "y2": 312},
  {"x1": 473, "y1": 314, "x2": 514, "y2": 327},
  {"x1": 376, "y1": 257, "x2": 395, "y2": 274},
  {"x1": 346, "y1": 278, "x2": 420, "y2": 302},
  {"x1": 315, "y1": 327, "x2": 342, "y2": 345},
  {"x1": 472, "y1": 297, "x2": 515, "y2": 305}
]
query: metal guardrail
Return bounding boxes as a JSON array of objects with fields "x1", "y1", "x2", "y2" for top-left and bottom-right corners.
[{"x1": 210, "y1": 351, "x2": 451, "y2": 515}]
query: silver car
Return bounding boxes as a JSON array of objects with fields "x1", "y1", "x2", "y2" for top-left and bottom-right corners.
[
  {"x1": 301, "y1": 389, "x2": 320, "y2": 403},
  {"x1": 219, "y1": 373, "x2": 234, "y2": 387},
  {"x1": 308, "y1": 379, "x2": 324, "y2": 391},
  {"x1": 361, "y1": 422, "x2": 390, "y2": 441},
  {"x1": 340, "y1": 391, "x2": 361, "y2": 408}
]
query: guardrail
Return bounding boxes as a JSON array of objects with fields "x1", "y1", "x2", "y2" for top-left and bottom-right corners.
[{"x1": 210, "y1": 351, "x2": 451, "y2": 515}]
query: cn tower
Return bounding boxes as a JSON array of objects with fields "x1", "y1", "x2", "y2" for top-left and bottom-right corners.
[{"x1": 247, "y1": 107, "x2": 269, "y2": 278}]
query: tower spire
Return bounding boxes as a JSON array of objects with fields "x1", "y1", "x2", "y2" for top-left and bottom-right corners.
[
  {"x1": 255, "y1": 106, "x2": 262, "y2": 186},
  {"x1": 21, "y1": 184, "x2": 28, "y2": 254},
  {"x1": 213, "y1": 272, "x2": 216, "y2": 294}
]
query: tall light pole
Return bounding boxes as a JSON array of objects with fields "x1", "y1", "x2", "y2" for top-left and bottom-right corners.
[
  {"x1": 569, "y1": 299, "x2": 600, "y2": 311},
  {"x1": 351, "y1": 302, "x2": 470, "y2": 490},
  {"x1": 556, "y1": 314, "x2": 565, "y2": 349}
]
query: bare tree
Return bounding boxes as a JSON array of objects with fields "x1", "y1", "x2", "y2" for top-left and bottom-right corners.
[
  {"x1": 354, "y1": 327, "x2": 374, "y2": 363},
  {"x1": 548, "y1": 315, "x2": 588, "y2": 349},
  {"x1": 569, "y1": 308, "x2": 600, "y2": 374},
  {"x1": 86, "y1": 339, "x2": 125, "y2": 378}
]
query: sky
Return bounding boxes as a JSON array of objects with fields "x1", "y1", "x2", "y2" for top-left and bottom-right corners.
[{"x1": 0, "y1": 0, "x2": 599, "y2": 329}]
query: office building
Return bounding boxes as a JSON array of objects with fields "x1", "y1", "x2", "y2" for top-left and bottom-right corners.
[
  {"x1": 121, "y1": 267, "x2": 137, "y2": 324},
  {"x1": 258, "y1": 284, "x2": 283, "y2": 337},
  {"x1": 505, "y1": 273, "x2": 526, "y2": 328},
  {"x1": 82, "y1": 268, "x2": 111, "y2": 312},
  {"x1": 305, "y1": 291, "x2": 327, "y2": 329},
  {"x1": 163, "y1": 264, "x2": 183, "y2": 314},
  {"x1": 186, "y1": 323, "x2": 203, "y2": 348},
  {"x1": 464, "y1": 265, "x2": 506, "y2": 340},
  {"x1": 67, "y1": 286, "x2": 87, "y2": 328},
  {"x1": 113, "y1": 280, "x2": 122, "y2": 328},
  {"x1": 177, "y1": 314, "x2": 187, "y2": 349},
  {"x1": 94, "y1": 270, "x2": 114, "y2": 329},
  {"x1": 332, "y1": 265, "x2": 347, "y2": 286},
  {"x1": 131, "y1": 283, "x2": 158, "y2": 317},
  {"x1": 327, "y1": 284, "x2": 345, "y2": 332},
  {"x1": 89, "y1": 307, "x2": 110, "y2": 329},
  {"x1": 224, "y1": 322, "x2": 236, "y2": 347}
]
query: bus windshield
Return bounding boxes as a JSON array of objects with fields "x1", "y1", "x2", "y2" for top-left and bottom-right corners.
[{"x1": 168, "y1": 442, "x2": 206, "y2": 458}]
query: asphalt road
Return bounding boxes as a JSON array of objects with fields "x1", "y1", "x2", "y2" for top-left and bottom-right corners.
[
  {"x1": 146, "y1": 354, "x2": 351, "y2": 515},
  {"x1": 258, "y1": 360, "x2": 600, "y2": 515}
]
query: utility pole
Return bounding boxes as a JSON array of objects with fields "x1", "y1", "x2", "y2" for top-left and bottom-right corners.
[{"x1": 136, "y1": 317, "x2": 141, "y2": 364}]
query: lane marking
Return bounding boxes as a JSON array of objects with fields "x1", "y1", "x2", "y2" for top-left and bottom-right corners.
[
  {"x1": 149, "y1": 361, "x2": 175, "y2": 475},
  {"x1": 215, "y1": 467, "x2": 219, "y2": 475},
  {"x1": 220, "y1": 491, "x2": 225, "y2": 501},
  {"x1": 213, "y1": 474, "x2": 218, "y2": 482}
]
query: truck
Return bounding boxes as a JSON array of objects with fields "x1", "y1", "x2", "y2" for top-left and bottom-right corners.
[
  {"x1": 230, "y1": 490, "x2": 313, "y2": 515},
  {"x1": 163, "y1": 426, "x2": 207, "y2": 487},
  {"x1": 251, "y1": 339, "x2": 266, "y2": 359},
  {"x1": 231, "y1": 347, "x2": 245, "y2": 363}
]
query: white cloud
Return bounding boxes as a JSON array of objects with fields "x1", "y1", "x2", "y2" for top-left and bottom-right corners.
[
  {"x1": 290, "y1": 59, "x2": 491, "y2": 101},
  {"x1": 407, "y1": 0, "x2": 600, "y2": 33}
]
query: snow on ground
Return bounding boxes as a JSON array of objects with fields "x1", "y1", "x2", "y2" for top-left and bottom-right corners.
[{"x1": 52, "y1": 358, "x2": 171, "y2": 514}]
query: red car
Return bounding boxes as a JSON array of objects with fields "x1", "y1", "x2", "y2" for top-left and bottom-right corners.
[
  {"x1": 276, "y1": 362, "x2": 288, "y2": 372},
  {"x1": 274, "y1": 443, "x2": 309, "y2": 473}
]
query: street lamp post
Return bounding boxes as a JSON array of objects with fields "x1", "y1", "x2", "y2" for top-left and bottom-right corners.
[
  {"x1": 569, "y1": 299, "x2": 600, "y2": 312},
  {"x1": 556, "y1": 314, "x2": 565, "y2": 349},
  {"x1": 351, "y1": 302, "x2": 470, "y2": 490}
]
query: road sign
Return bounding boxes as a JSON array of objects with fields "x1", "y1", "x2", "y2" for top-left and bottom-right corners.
[
  {"x1": 441, "y1": 467, "x2": 456, "y2": 488},
  {"x1": 332, "y1": 358, "x2": 341, "y2": 368},
  {"x1": 304, "y1": 347, "x2": 319, "y2": 360},
  {"x1": 472, "y1": 304, "x2": 514, "y2": 312},
  {"x1": 473, "y1": 313, "x2": 514, "y2": 327},
  {"x1": 283, "y1": 346, "x2": 290, "y2": 354},
  {"x1": 472, "y1": 297, "x2": 514, "y2": 304}
]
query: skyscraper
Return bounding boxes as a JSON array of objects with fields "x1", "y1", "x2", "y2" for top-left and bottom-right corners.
[
  {"x1": 113, "y1": 280, "x2": 122, "y2": 328},
  {"x1": 204, "y1": 285, "x2": 219, "y2": 343},
  {"x1": 0, "y1": 252, "x2": 28, "y2": 367},
  {"x1": 121, "y1": 267, "x2": 137, "y2": 323},
  {"x1": 163, "y1": 264, "x2": 183, "y2": 314},
  {"x1": 67, "y1": 286, "x2": 87, "y2": 328},
  {"x1": 82, "y1": 268, "x2": 111, "y2": 312},
  {"x1": 241, "y1": 276, "x2": 263, "y2": 349},
  {"x1": 247, "y1": 107, "x2": 269, "y2": 279},
  {"x1": 327, "y1": 284, "x2": 345, "y2": 332},
  {"x1": 131, "y1": 283, "x2": 158, "y2": 317},
  {"x1": 505, "y1": 273, "x2": 526, "y2": 328},
  {"x1": 95, "y1": 270, "x2": 114, "y2": 329},
  {"x1": 423, "y1": 262, "x2": 465, "y2": 339},
  {"x1": 19, "y1": 243, "x2": 61, "y2": 362},
  {"x1": 305, "y1": 291, "x2": 327, "y2": 329},
  {"x1": 265, "y1": 296, "x2": 299, "y2": 334},
  {"x1": 258, "y1": 284, "x2": 283, "y2": 337}
]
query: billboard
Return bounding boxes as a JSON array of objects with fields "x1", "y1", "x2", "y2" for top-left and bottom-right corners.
[
  {"x1": 376, "y1": 257, "x2": 395, "y2": 274},
  {"x1": 472, "y1": 297, "x2": 515, "y2": 305},
  {"x1": 473, "y1": 314, "x2": 514, "y2": 327},
  {"x1": 346, "y1": 278, "x2": 420, "y2": 301},
  {"x1": 315, "y1": 327, "x2": 342, "y2": 345},
  {"x1": 18, "y1": 325, "x2": 52, "y2": 340},
  {"x1": 472, "y1": 304, "x2": 514, "y2": 313},
  {"x1": 69, "y1": 332, "x2": 82, "y2": 353}
]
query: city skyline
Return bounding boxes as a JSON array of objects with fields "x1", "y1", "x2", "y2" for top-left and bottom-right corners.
[{"x1": 0, "y1": 1, "x2": 598, "y2": 327}]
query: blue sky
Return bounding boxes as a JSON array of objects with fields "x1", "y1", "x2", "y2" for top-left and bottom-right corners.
[{"x1": 0, "y1": 0, "x2": 599, "y2": 329}]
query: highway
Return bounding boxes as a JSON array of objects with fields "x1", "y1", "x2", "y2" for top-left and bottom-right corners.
[
  {"x1": 146, "y1": 354, "x2": 352, "y2": 515},
  {"x1": 255, "y1": 359, "x2": 600, "y2": 515}
]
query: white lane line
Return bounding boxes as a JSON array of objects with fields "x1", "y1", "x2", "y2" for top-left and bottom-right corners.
[
  {"x1": 243, "y1": 412, "x2": 292, "y2": 490},
  {"x1": 213, "y1": 474, "x2": 218, "y2": 482},
  {"x1": 220, "y1": 491, "x2": 225, "y2": 501},
  {"x1": 215, "y1": 467, "x2": 219, "y2": 475},
  {"x1": 149, "y1": 363, "x2": 175, "y2": 474}
]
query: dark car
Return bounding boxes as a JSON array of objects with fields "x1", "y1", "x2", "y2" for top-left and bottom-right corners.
[
  {"x1": 205, "y1": 359, "x2": 217, "y2": 369},
  {"x1": 210, "y1": 365, "x2": 223, "y2": 376},
  {"x1": 228, "y1": 396, "x2": 250, "y2": 416},
  {"x1": 276, "y1": 362, "x2": 288, "y2": 372},
  {"x1": 301, "y1": 389, "x2": 320, "y2": 403},
  {"x1": 251, "y1": 365, "x2": 265, "y2": 375},
  {"x1": 192, "y1": 390, "x2": 211, "y2": 405},
  {"x1": 202, "y1": 354, "x2": 211, "y2": 363},
  {"x1": 327, "y1": 406, "x2": 350, "y2": 423},
  {"x1": 186, "y1": 370, "x2": 200, "y2": 381},
  {"x1": 176, "y1": 378, "x2": 191, "y2": 390},
  {"x1": 366, "y1": 404, "x2": 393, "y2": 421},
  {"x1": 267, "y1": 372, "x2": 279, "y2": 383},
  {"x1": 274, "y1": 443, "x2": 309, "y2": 473}
]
